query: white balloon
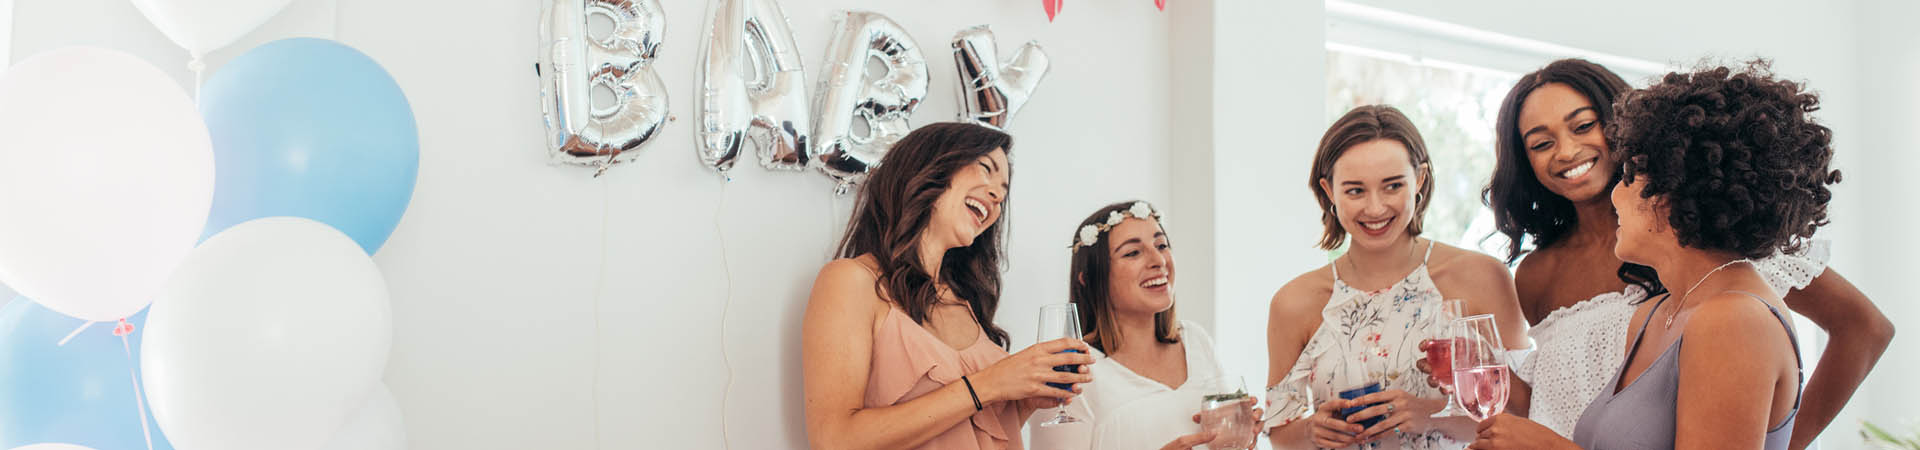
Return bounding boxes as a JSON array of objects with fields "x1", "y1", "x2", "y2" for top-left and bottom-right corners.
[
  {"x1": 142, "y1": 217, "x2": 392, "y2": 450},
  {"x1": 127, "y1": 0, "x2": 293, "y2": 56},
  {"x1": 7, "y1": 445, "x2": 97, "y2": 450},
  {"x1": 320, "y1": 384, "x2": 408, "y2": 450},
  {"x1": 0, "y1": 47, "x2": 213, "y2": 322}
]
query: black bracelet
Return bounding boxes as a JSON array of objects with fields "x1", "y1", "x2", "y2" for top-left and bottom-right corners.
[{"x1": 960, "y1": 375, "x2": 983, "y2": 411}]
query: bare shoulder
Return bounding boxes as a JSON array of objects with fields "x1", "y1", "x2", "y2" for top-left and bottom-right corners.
[
  {"x1": 1511, "y1": 247, "x2": 1560, "y2": 295},
  {"x1": 809, "y1": 255, "x2": 887, "y2": 318},
  {"x1": 1681, "y1": 290, "x2": 1797, "y2": 375},
  {"x1": 1428, "y1": 241, "x2": 1515, "y2": 286},
  {"x1": 1271, "y1": 264, "x2": 1336, "y2": 318},
  {"x1": 817, "y1": 255, "x2": 880, "y2": 284},
  {"x1": 1686, "y1": 290, "x2": 1792, "y2": 341}
]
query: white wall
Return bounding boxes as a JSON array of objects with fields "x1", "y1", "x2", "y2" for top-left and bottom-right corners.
[
  {"x1": 11, "y1": 0, "x2": 1174, "y2": 448},
  {"x1": 1167, "y1": 0, "x2": 1330, "y2": 403},
  {"x1": 10, "y1": 0, "x2": 1913, "y2": 448},
  {"x1": 1851, "y1": 0, "x2": 1920, "y2": 441}
]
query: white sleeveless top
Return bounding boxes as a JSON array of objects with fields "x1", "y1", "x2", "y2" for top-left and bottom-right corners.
[
  {"x1": 1027, "y1": 321, "x2": 1231, "y2": 450},
  {"x1": 1266, "y1": 241, "x2": 1464, "y2": 450},
  {"x1": 1513, "y1": 240, "x2": 1830, "y2": 437}
]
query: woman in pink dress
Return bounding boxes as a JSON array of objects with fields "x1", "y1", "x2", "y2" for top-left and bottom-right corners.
[{"x1": 802, "y1": 122, "x2": 1094, "y2": 450}]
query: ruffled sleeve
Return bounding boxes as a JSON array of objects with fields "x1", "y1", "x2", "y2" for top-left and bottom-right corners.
[
  {"x1": 1755, "y1": 239, "x2": 1830, "y2": 294},
  {"x1": 865, "y1": 309, "x2": 963, "y2": 407}
]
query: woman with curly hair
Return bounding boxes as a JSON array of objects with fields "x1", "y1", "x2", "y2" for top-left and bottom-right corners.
[
  {"x1": 1468, "y1": 62, "x2": 1865, "y2": 450},
  {"x1": 1467, "y1": 59, "x2": 1892, "y2": 449}
]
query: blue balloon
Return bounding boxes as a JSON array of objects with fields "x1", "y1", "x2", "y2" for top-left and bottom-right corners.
[
  {"x1": 0, "y1": 298, "x2": 175, "y2": 450},
  {"x1": 199, "y1": 38, "x2": 419, "y2": 254}
]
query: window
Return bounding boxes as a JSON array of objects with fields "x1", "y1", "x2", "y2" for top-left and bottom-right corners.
[{"x1": 1324, "y1": 47, "x2": 1514, "y2": 258}]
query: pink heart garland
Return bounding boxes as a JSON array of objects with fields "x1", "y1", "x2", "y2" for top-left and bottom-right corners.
[
  {"x1": 1155, "y1": 0, "x2": 1166, "y2": 11},
  {"x1": 1043, "y1": 0, "x2": 1063, "y2": 22}
]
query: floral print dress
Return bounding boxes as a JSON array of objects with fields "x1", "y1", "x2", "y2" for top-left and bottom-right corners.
[{"x1": 1267, "y1": 241, "x2": 1463, "y2": 450}]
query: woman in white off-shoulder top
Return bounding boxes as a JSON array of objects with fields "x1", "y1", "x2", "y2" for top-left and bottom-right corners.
[{"x1": 1475, "y1": 59, "x2": 1894, "y2": 449}]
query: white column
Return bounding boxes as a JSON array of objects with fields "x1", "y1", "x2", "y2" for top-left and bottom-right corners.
[{"x1": 1171, "y1": 0, "x2": 1328, "y2": 389}]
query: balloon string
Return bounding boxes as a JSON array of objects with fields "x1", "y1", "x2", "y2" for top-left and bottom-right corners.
[
  {"x1": 591, "y1": 175, "x2": 610, "y2": 448},
  {"x1": 188, "y1": 55, "x2": 206, "y2": 103},
  {"x1": 57, "y1": 321, "x2": 93, "y2": 347},
  {"x1": 120, "y1": 333, "x2": 155, "y2": 450},
  {"x1": 715, "y1": 182, "x2": 734, "y2": 450}
]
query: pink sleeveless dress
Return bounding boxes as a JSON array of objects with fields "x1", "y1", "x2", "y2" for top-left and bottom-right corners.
[{"x1": 865, "y1": 307, "x2": 1025, "y2": 450}]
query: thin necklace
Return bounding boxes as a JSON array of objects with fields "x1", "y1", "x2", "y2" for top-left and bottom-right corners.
[
  {"x1": 1665, "y1": 258, "x2": 1753, "y2": 329},
  {"x1": 1344, "y1": 238, "x2": 1421, "y2": 285}
]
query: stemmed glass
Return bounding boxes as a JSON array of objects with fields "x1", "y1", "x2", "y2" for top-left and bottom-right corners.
[
  {"x1": 1451, "y1": 314, "x2": 1511, "y2": 422},
  {"x1": 1425, "y1": 299, "x2": 1471, "y2": 418},
  {"x1": 1036, "y1": 303, "x2": 1089, "y2": 426}
]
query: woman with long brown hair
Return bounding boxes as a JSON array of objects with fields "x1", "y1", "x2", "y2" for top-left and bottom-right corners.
[{"x1": 802, "y1": 122, "x2": 1093, "y2": 450}]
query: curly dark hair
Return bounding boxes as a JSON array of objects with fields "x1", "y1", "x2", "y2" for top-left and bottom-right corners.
[
  {"x1": 1485, "y1": 59, "x2": 1663, "y2": 294},
  {"x1": 1608, "y1": 60, "x2": 1841, "y2": 259}
]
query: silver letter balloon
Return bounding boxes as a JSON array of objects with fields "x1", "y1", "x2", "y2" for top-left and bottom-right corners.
[
  {"x1": 694, "y1": 0, "x2": 811, "y2": 176},
  {"x1": 952, "y1": 25, "x2": 1049, "y2": 128},
  {"x1": 537, "y1": 0, "x2": 670, "y2": 176},
  {"x1": 810, "y1": 10, "x2": 928, "y2": 194}
]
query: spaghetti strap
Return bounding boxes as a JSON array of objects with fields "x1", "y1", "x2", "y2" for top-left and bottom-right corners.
[
  {"x1": 1422, "y1": 238, "x2": 1436, "y2": 264},
  {"x1": 1728, "y1": 290, "x2": 1805, "y2": 408},
  {"x1": 1612, "y1": 293, "x2": 1670, "y2": 391}
]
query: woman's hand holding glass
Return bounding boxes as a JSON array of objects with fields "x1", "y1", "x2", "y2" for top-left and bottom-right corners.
[{"x1": 970, "y1": 338, "x2": 1093, "y2": 407}]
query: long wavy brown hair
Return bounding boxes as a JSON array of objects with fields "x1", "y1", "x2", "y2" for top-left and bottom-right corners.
[{"x1": 836, "y1": 122, "x2": 1013, "y2": 348}]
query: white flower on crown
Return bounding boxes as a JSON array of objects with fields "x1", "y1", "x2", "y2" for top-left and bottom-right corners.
[
  {"x1": 1106, "y1": 211, "x2": 1125, "y2": 226},
  {"x1": 1078, "y1": 225, "x2": 1101, "y2": 248},
  {"x1": 1130, "y1": 201, "x2": 1154, "y2": 219}
]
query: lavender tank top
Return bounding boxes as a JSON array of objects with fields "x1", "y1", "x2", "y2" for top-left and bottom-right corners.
[{"x1": 1570, "y1": 291, "x2": 1801, "y2": 449}]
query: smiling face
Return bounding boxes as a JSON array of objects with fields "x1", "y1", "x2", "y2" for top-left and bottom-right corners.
[
  {"x1": 1103, "y1": 217, "x2": 1174, "y2": 317},
  {"x1": 924, "y1": 148, "x2": 1010, "y2": 251},
  {"x1": 1609, "y1": 175, "x2": 1669, "y2": 266},
  {"x1": 1319, "y1": 139, "x2": 1425, "y2": 252},
  {"x1": 1519, "y1": 83, "x2": 1616, "y2": 203}
]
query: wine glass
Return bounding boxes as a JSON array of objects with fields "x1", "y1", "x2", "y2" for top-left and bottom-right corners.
[
  {"x1": 1450, "y1": 314, "x2": 1510, "y2": 422},
  {"x1": 1198, "y1": 376, "x2": 1257, "y2": 449},
  {"x1": 1037, "y1": 303, "x2": 1089, "y2": 426},
  {"x1": 1426, "y1": 299, "x2": 1470, "y2": 418}
]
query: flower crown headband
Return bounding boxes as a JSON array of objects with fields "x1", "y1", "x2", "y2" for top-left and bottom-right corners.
[{"x1": 1070, "y1": 201, "x2": 1162, "y2": 252}]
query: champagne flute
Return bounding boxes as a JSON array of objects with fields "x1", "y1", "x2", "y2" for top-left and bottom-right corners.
[
  {"x1": 1426, "y1": 299, "x2": 1470, "y2": 418},
  {"x1": 1037, "y1": 303, "x2": 1089, "y2": 426},
  {"x1": 1450, "y1": 314, "x2": 1510, "y2": 422}
]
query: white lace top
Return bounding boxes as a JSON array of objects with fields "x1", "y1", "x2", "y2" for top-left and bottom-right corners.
[
  {"x1": 1027, "y1": 321, "x2": 1231, "y2": 450},
  {"x1": 1513, "y1": 240, "x2": 1830, "y2": 437},
  {"x1": 1266, "y1": 242, "x2": 1464, "y2": 450}
]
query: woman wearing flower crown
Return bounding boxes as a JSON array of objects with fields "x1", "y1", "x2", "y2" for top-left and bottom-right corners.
[
  {"x1": 802, "y1": 122, "x2": 1096, "y2": 450},
  {"x1": 1029, "y1": 200, "x2": 1265, "y2": 450},
  {"x1": 1263, "y1": 105, "x2": 1530, "y2": 449}
]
